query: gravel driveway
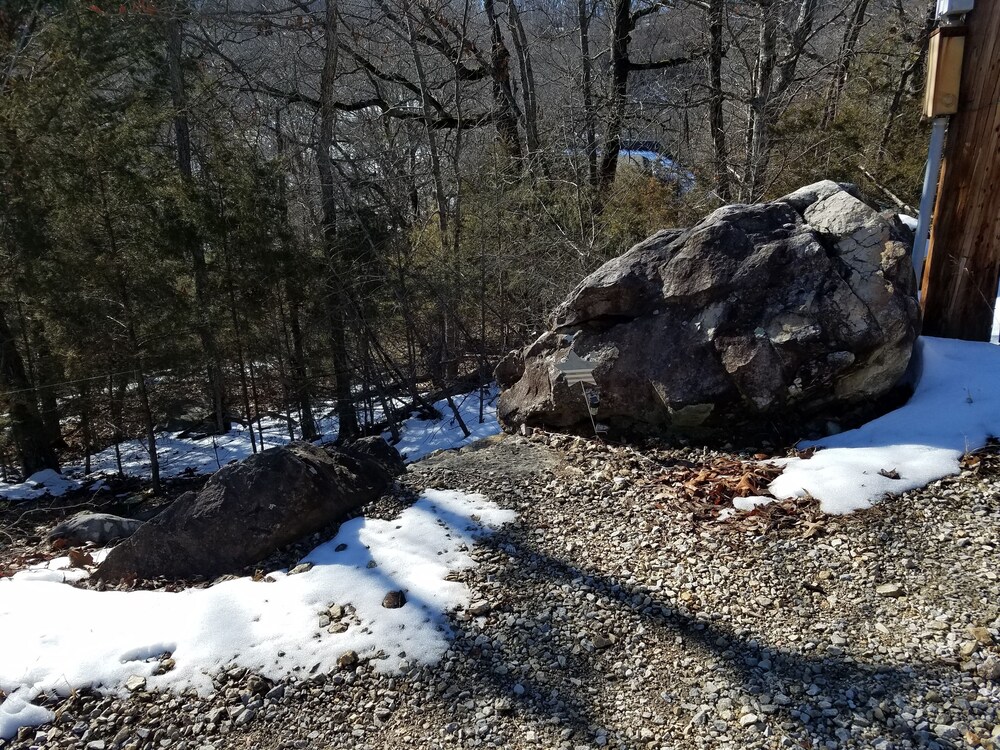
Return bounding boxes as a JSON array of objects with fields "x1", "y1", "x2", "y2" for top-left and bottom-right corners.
[{"x1": 5, "y1": 433, "x2": 999, "y2": 750}]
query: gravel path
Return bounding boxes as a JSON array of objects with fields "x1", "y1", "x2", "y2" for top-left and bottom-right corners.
[{"x1": 5, "y1": 433, "x2": 999, "y2": 750}]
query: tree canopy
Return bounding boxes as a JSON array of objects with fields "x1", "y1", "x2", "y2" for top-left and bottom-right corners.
[{"x1": 0, "y1": 0, "x2": 933, "y2": 480}]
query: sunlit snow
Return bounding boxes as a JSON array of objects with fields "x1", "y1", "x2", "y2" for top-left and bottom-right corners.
[
  {"x1": 388, "y1": 387, "x2": 499, "y2": 462},
  {"x1": 0, "y1": 489, "x2": 514, "y2": 739},
  {"x1": 0, "y1": 389, "x2": 501, "y2": 501},
  {"x1": 768, "y1": 336, "x2": 1000, "y2": 513}
]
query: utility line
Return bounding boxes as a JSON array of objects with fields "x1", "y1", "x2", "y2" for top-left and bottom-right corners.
[{"x1": 0, "y1": 367, "x2": 172, "y2": 399}]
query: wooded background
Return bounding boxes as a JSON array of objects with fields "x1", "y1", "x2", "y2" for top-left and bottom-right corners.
[{"x1": 0, "y1": 0, "x2": 935, "y2": 484}]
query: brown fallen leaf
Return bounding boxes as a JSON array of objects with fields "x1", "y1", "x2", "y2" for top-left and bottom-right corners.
[
  {"x1": 735, "y1": 472, "x2": 760, "y2": 496},
  {"x1": 68, "y1": 549, "x2": 93, "y2": 568},
  {"x1": 960, "y1": 453, "x2": 981, "y2": 470},
  {"x1": 801, "y1": 521, "x2": 826, "y2": 539}
]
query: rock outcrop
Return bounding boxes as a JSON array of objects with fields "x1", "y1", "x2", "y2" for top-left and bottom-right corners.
[
  {"x1": 496, "y1": 181, "x2": 920, "y2": 437},
  {"x1": 94, "y1": 438, "x2": 403, "y2": 581}
]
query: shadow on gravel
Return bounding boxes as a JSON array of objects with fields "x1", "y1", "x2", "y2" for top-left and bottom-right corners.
[{"x1": 441, "y1": 525, "x2": 952, "y2": 749}]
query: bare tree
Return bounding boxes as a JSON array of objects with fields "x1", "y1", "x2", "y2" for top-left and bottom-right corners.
[
  {"x1": 707, "y1": 0, "x2": 730, "y2": 199},
  {"x1": 165, "y1": 1, "x2": 230, "y2": 433},
  {"x1": 821, "y1": 0, "x2": 870, "y2": 129},
  {"x1": 317, "y1": 0, "x2": 362, "y2": 441},
  {"x1": 598, "y1": 0, "x2": 702, "y2": 194}
]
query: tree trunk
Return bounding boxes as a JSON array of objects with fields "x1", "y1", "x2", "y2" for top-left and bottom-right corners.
[
  {"x1": 132, "y1": 346, "x2": 161, "y2": 495},
  {"x1": 406, "y1": 8, "x2": 458, "y2": 383},
  {"x1": 81, "y1": 381, "x2": 92, "y2": 476},
  {"x1": 108, "y1": 373, "x2": 124, "y2": 478},
  {"x1": 483, "y1": 0, "x2": 523, "y2": 158},
  {"x1": 744, "y1": 0, "x2": 778, "y2": 202},
  {"x1": 98, "y1": 167, "x2": 159, "y2": 492},
  {"x1": 274, "y1": 108, "x2": 317, "y2": 442},
  {"x1": 578, "y1": 0, "x2": 598, "y2": 188},
  {"x1": 317, "y1": 0, "x2": 360, "y2": 441},
  {"x1": 288, "y1": 296, "x2": 318, "y2": 440},
  {"x1": 0, "y1": 301, "x2": 59, "y2": 477},
  {"x1": 275, "y1": 296, "x2": 298, "y2": 441},
  {"x1": 707, "y1": 0, "x2": 730, "y2": 200},
  {"x1": 773, "y1": 0, "x2": 818, "y2": 96},
  {"x1": 505, "y1": 0, "x2": 541, "y2": 161},
  {"x1": 445, "y1": 393, "x2": 471, "y2": 438},
  {"x1": 33, "y1": 329, "x2": 65, "y2": 454},
  {"x1": 247, "y1": 357, "x2": 266, "y2": 449},
  {"x1": 374, "y1": 376, "x2": 400, "y2": 443},
  {"x1": 598, "y1": 0, "x2": 632, "y2": 194},
  {"x1": 165, "y1": 2, "x2": 229, "y2": 434},
  {"x1": 821, "y1": 0, "x2": 870, "y2": 129},
  {"x1": 119, "y1": 292, "x2": 160, "y2": 494},
  {"x1": 219, "y1": 197, "x2": 258, "y2": 455}
]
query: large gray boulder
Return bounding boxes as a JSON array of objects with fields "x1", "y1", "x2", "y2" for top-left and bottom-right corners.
[
  {"x1": 94, "y1": 438, "x2": 403, "y2": 581},
  {"x1": 496, "y1": 181, "x2": 920, "y2": 437}
]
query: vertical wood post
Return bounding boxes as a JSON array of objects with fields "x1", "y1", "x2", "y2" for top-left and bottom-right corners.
[{"x1": 920, "y1": 2, "x2": 1000, "y2": 341}]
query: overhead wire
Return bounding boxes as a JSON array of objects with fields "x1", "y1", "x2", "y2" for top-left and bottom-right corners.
[{"x1": 0, "y1": 367, "x2": 172, "y2": 399}]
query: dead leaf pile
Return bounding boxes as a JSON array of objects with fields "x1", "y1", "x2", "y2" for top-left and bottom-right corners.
[
  {"x1": 643, "y1": 456, "x2": 782, "y2": 511},
  {"x1": 961, "y1": 438, "x2": 1000, "y2": 475},
  {"x1": 634, "y1": 453, "x2": 833, "y2": 535}
]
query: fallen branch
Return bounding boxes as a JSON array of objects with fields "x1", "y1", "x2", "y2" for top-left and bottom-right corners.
[{"x1": 859, "y1": 165, "x2": 916, "y2": 216}]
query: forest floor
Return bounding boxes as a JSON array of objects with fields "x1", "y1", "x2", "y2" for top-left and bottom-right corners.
[{"x1": 2, "y1": 431, "x2": 999, "y2": 750}]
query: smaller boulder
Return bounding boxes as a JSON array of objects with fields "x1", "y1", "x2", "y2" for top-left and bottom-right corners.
[
  {"x1": 48, "y1": 513, "x2": 143, "y2": 548},
  {"x1": 351, "y1": 435, "x2": 406, "y2": 476},
  {"x1": 94, "y1": 439, "x2": 403, "y2": 582}
]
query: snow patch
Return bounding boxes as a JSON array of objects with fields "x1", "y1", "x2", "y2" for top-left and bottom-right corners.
[
  {"x1": 732, "y1": 496, "x2": 774, "y2": 512},
  {"x1": 0, "y1": 696, "x2": 53, "y2": 742},
  {"x1": 390, "y1": 387, "x2": 501, "y2": 463},
  {"x1": 0, "y1": 489, "x2": 515, "y2": 740},
  {"x1": 0, "y1": 469, "x2": 80, "y2": 502},
  {"x1": 768, "y1": 336, "x2": 1000, "y2": 513},
  {"x1": 993, "y1": 295, "x2": 999, "y2": 345},
  {"x1": 1, "y1": 387, "x2": 501, "y2": 500}
]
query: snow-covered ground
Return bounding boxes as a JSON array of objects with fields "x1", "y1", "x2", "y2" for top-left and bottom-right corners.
[
  {"x1": 0, "y1": 387, "x2": 503, "y2": 739},
  {"x1": 0, "y1": 489, "x2": 515, "y2": 740},
  {"x1": 0, "y1": 389, "x2": 501, "y2": 501},
  {"x1": 0, "y1": 469, "x2": 81, "y2": 502},
  {"x1": 767, "y1": 336, "x2": 1000, "y2": 513},
  {"x1": 388, "y1": 387, "x2": 499, "y2": 463}
]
